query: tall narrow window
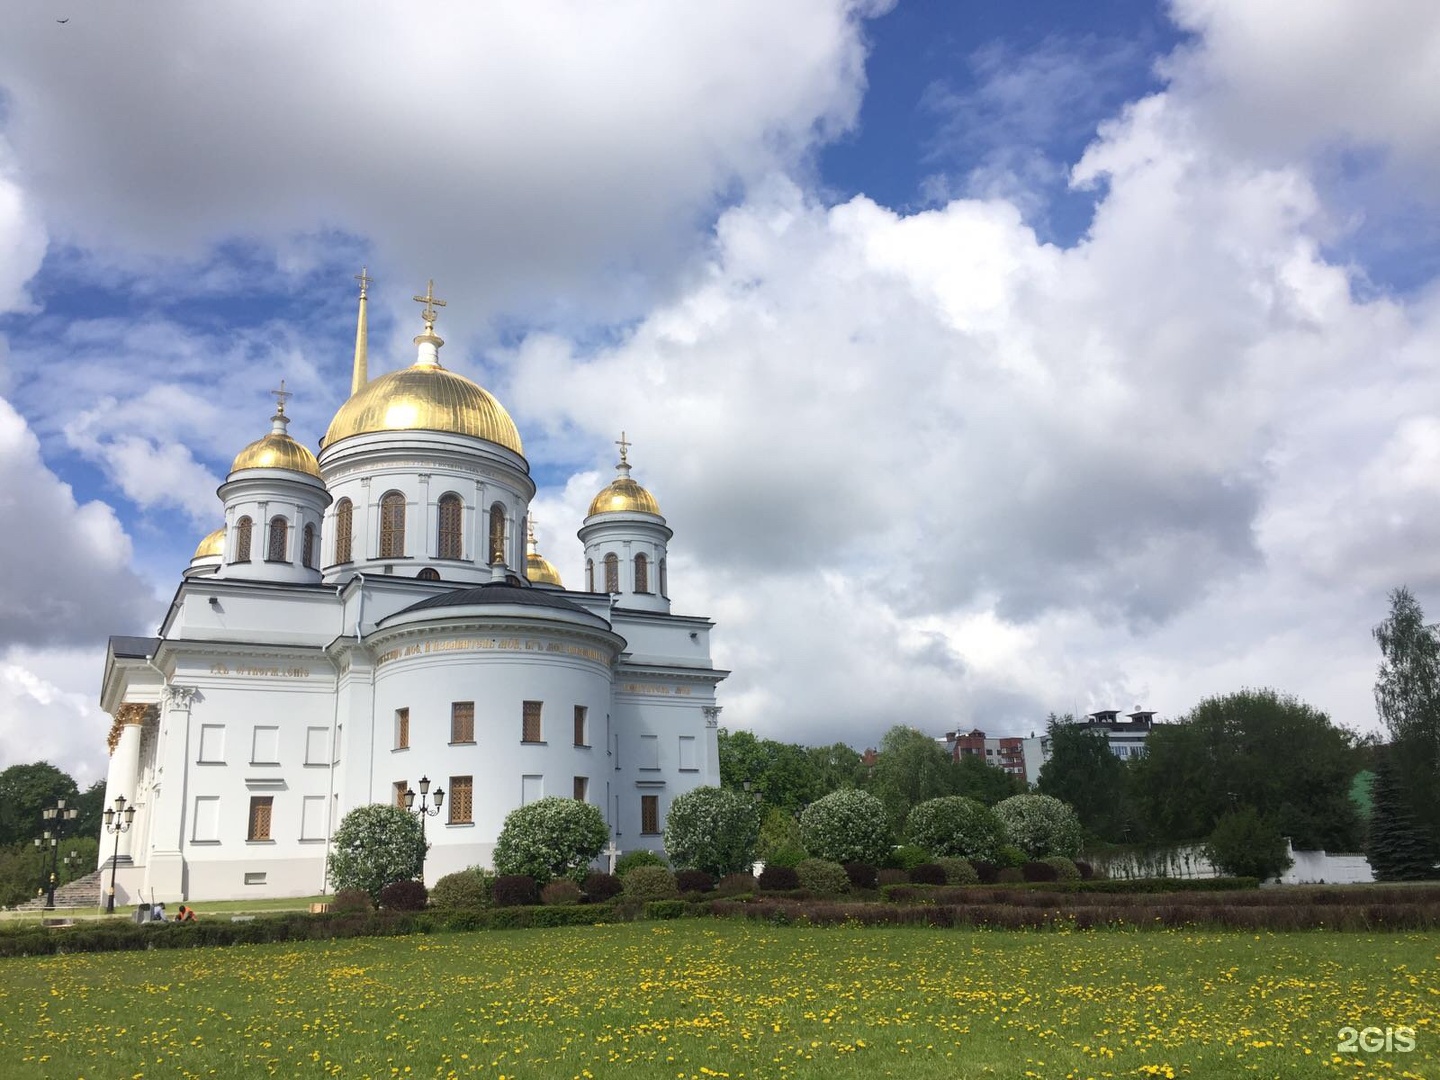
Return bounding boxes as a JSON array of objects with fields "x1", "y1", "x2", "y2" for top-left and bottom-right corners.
[
  {"x1": 248, "y1": 796, "x2": 273, "y2": 841},
  {"x1": 523, "y1": 701, "x2": 543, "y2": 743},
  {"x1": 641, "y1": 794, "x2": 660, "y2": 835},
  {"x1": 334, "y1": 498, "x2": 353, "y2": 564},
  {"x1": 640, "y1": 733, "x2": 660, "y2": 770},
  {"x1": 438, "y1": 493, "x2": 463, "y2": 560},
  {"x1": 451, "y1": 701, "x2": 475, "y2": 743},
  {"x1": 234, "y1": 516, "x2": 253, "y2": 562},
  {"x1": 604, "y1": 553, "x2": 619, "y2": 593},
  {"x1": 488, "y1": 502, "x2": 506, "y2": 564},
  {"x1": 573, "y1": 706, "x2": 588, "y2": 747},
  {"x1": 393, "y1": 781, "x2": 408, "y2": 808},
  {"x1": 267, "y1": 516, "x2": 288, "y2": 562},
  {"x1": 302, "y1": 523, "x2": 316, "y2": 568},
  {"x1": 659, "y1": 557, "x2": 668, "y2": 597},
  {"x1": 634, "y1": 553, "x2": 649, "y2": 593},
  {"x1": 586, "y1": 559, "x2": 595, "y2": 592},
  {"x1": 449, "y1": 776, "x2": 473, "y2": 824},
  {"x1": 395, "y1": 708, "x2": 410, "y2": 750},
  {"x1": 573, "y1": 776, "x2": 589, "y2": 801},
  {"x1": 379, "y1": 491, "x2": 405, "y2": 558}
]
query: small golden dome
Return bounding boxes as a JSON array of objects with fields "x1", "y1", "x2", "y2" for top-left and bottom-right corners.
[
  {"x1": 588, "y1": 476, "x2": 661, "y2": 517},
  {"x1": 323, "y1": 364, "x2": 523, "y2": 453},
  {"x1": 230, "y1": 432, "x2": 322, "y2": 478},
  {"x1": 526, "y1": 551, "x2": 564, "y2": 587},
  {"x1": 193, "y1": 528, "x2": 225, "y2": 560}
]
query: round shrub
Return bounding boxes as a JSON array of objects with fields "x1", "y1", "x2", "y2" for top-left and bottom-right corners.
[
  {"x1": 875, "y1": 868, "x2": 908, "y2": 887},
  {"x1": 379, "y1": 879, "x2": 428, "y2": 911},
  {"x1": 1021, "y1": 860, "x2": 1059, "y2": 882},
  {"x1": 664, "y1": 786, "x2": 760, "y2": 877},
  {"x1": 331, "y1": 887, "x2": 373, "y2": 913},
  {"x1": 675, "y1": 869, "x2": 715, "y2": 894},
  {"x1": 936, "y1": 857, "x2": 979, "y2": 885},
  {"x1": 757, "y1": 864, "x2": 799, "y2": 891},
  {"x1": 909, "y1": 863, "x2": 947, "y2": 886},
  {"x1": 582, "y1": 872, "x2": 624, "y2": 903},
  {"x1": 905, "y1": 796, "x2": 1007, "y2": 863},
  {"x1": 843, "y1": 862, "x2": 878, "y2": 890},
  {"x1": 795, "y1": 858, "x2": 849, "y2": 896},
  {"x1": 882, "y1": 843, "x2": 934, "y2": 870},
  {"x1": 614, "y1": 849, "x2": 668, "y2": 878},
  {"x1": 493, "y1": 796, "x2": 609, "y2": 885},
  {"x1": 429, "y1": 869, "x2": 492, "y2": 910},
  {"x1": 623, "y1": 865, "x2": 679, "y2": 902},
  {"x1": 971, "y1": 861, "x2": 1000, "y2": 884},
  {"x1": 540, "y1": 879, "x2": 582, "y2": 906},
  {"x1": 1042, "y1": 856, "x2": 1081, "y2": 882},
  {"x1": 327, "y1": 804, "x2": 427, "y2": 902},
  {"x1": 492, "y1": 874, "x2": 539, "y2": 907},
  {"x1": 715, "y1": 872, "x2": 757, "y2": 897},
  {"x1": 1204, "y1": 807, "x2": 1293, "y2": 881},
  {"x1": 799, "y1": 790, "x2": 891, "y2": 865},
  {"x1": 997, "y1": 866, "x2": 1025, "y2": 884},
  {"x1": 993, "y1": 794, "x2": 1084, "y2": 859}
]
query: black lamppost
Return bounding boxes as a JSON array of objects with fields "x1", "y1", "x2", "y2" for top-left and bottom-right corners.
[
  {"x1": 102, "y1": 795, "x2": 136, "y2": 914},
  {"x1": 35, "y1": 798, "x2": 78, "y2": 909},
  {"x1": 403, "y1": 776, "x2": 444, "y2": 878}
]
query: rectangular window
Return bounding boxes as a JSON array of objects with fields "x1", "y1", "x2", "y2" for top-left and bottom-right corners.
[
  {"x1": 247, "y1": 796, "x2": 273, "y2": 841},
  {"x1": 451, "y1": 701, "x2": 475, "y2": 743},
  {"x1": 639, "y1": 733, "x2": 660, "y2": 770},
  {"x1": 198, "y1": 724, "x2": 225, "y2": 763},
  {"x1": 301, "y1": 795, "x2": 327, "y2": 840},
  {"x1": 641, "y1": 794, "x2": 660, "y2": 835},
  {"x1": 192, "y1": 796, "x2": 220, "y2": 842},
  {"x1": 449, "y1": 776, "x2": 473, "y2": 824},
  {"x1": 573, "y1": 776, "x2": 589, "y2": 801},
  {"x1": 251, "y1": 726, "x2": 280, "y2": 765},
  {"x1": 395, "y1": 708, "x2": 410, "y2": 750},
  {"x1": 334, "y1": 725, "x2": 343, "y2": 763},
  {"x1": 678, "y1": 735, "x2": 698, "y2": 771},
  {"x1": 574, "y1": 705, "x2": 588, "y2": 747},
  {"x1": 522, "y1": 774, "x2": 543, "y2": 805},
  {"x1": 244, "y1": 871, "x2": 267, "y2": 886},
  {"x1": 305, "y1": 726, "x2": 329, "y2": 765},
  {"x1": 523, "y1": 700, "x2": 543, "y2": 743}
]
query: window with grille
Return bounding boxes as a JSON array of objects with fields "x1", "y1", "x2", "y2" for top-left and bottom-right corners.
[
  {"x1": 247, "y1": 796, "x2": 273, "y2": 841},
  {"x1": 417, "y1": 567, "x2": 440, "y2": 580},
  {"x1": 586, "y1": 559, "x2": 594, "y2": 591},
  {"x1": 522, "y1": 701, "x2": 543, "y2": 743},
  {"x1": 604, "y1": 553, "x2": 619, "y2": 592},
  {"x1": 438, "y1": 493, "x2": 463, "y2": 560},
  {"x1": 395, "y1": 708, "x2": 409, "y2": 750},
  {"x1": 488, "y1": 502, "x2": 506, "y2": 564},
  {"x1": 267, "y1": 516, "x2": 288, "y2": 562},
  {"x1": 449, "y1": 776, "x2": 473, "y2": 824},
  {"x1": 573, "y1": 705, "x2": 588, "y2": 747},
  {"x1": 451, "y1": 701, "x2": 475, "y2": 743},
  {"x1": 641, "y1": 794, "x2": 660, "y2": 835},
  {"x1": 302, "y1": 523, "x2": 316, "y2": 568},
  {"x1": 380, "y1": 491, "x2": 405, "y2": 558},
  {"x1": 634, "y1": 553, "x2": 649, "y2": 593},
  {"x1": 573, "y1": 776, "x2": 588, "y2": 801},
  {"x1": 234, "y1": 516, "x2": 253, "y2": 562},
  {"x1": 393, "y1": 780, "x2": 408, "y2": 808},
  {"x1": 334, "y1": 498, "x2": 353, "y2": 564}
]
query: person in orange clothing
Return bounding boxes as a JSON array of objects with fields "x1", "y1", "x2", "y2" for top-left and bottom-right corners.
[{"x1": 175, "y1": 904, "x2": 198, "y2": 922}]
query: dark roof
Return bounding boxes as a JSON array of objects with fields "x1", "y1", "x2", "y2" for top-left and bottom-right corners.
[
  {"x1": 392, "y1": 583, "x2": 600, "y2": 620},
  {"x1": 110, "y1": 636, "x2": 161, "y2": 659}
]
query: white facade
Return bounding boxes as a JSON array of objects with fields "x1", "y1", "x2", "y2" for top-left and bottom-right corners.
[{"x1": 97, "y1": 292, "x2": 727, "y2": 903}]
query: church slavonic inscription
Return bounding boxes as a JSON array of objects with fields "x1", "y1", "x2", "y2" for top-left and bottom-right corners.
[
  {"x1": 209, "y1": 662, "x2": 311, "y2": 678},
  {"x1": 375, "y1": 637, "x2": 608, "y2": 667}
]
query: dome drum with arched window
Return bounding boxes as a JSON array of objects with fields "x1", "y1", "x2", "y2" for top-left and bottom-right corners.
[{"x1": 578, "y1": 436, "x2": 672, "y2": 614}]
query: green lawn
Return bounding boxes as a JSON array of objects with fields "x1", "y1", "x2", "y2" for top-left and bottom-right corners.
[
  {"x1": 0, "y1": 894, "x2": 329, "y2": 924},
  {"x1": 0, "y1": 920, "x2": 1435, "y2": 1079}
]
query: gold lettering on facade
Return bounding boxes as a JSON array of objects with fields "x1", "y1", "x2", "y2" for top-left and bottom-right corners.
[
  {"x1": 208, "y1": 662, "x2": 310, "y2": 678},
  {"x1": 375, "y1": 636, "x2": 608, "y2": 667}
]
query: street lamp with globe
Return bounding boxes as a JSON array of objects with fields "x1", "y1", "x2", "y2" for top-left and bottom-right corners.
[{"x1": 102, "y1": 795, "x2": 137, "y2": 914}]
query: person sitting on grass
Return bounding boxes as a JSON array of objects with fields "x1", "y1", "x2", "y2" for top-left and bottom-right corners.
[{"x1": 176, "y1": 904, "x2": 197, "y2": 922}]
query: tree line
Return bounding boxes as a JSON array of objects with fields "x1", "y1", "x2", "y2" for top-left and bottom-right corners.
[{"x1": 0, "y1": 762, "x2": 105, "y2": 907}]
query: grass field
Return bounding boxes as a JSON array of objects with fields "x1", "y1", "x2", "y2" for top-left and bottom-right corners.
[{"x1": 0, "y1": 920, "x2": 1435, "y2": 1079}]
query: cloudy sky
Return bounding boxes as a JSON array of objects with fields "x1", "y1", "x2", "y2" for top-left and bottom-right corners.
[{"x1": 3, "y1": 0, "x2": 1440, "y2": 784}]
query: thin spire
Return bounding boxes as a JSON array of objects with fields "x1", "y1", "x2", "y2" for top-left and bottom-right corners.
[{"x1": 351, "y1": 267, "x2": 372, "y2": 396}]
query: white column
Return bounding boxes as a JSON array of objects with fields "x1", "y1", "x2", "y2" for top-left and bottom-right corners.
[
  {"x1": 101, "y1": 704, "x2": 147, "y2": 867},
  {"x1": 144, "y1": 685, "x2": 197, "y2": 899}
]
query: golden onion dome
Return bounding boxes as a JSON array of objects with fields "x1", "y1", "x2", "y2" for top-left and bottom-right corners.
[
  {"x1": 322, "y1": 363, "x2": 523, "y2": 453},
  {"x1": 526, "y1": 551, "x2": 564, "y2": 587},
  {"x1": 230, "y1": 431, "x2": 322, "y2": 478},
  {"x1": 192, "y1": 527, "x2": 225, "y2": 560},
  {"x1": 588, "y1": 476, "x2": 661, "y2": 517}
]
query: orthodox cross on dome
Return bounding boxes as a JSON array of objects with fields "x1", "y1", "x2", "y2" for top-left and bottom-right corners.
[
  {"x1": 270, "y1": 378, "x2": 292, "y2": 417},
  {"x1": 354, "y1": 266, "x2": 373, "y2": 299},
  {"x1": 615, "y1": 431, "x2": 631, "y2": 465},
  {"x1": 413, "y1": 279, "x2": 447, "y2": 332}
]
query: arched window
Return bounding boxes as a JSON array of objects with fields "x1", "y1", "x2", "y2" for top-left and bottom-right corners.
[
  {"x1": 634, "y1": 553, "x2": 649, "y2": 594},
  {"x1": 488, "y1": 502, "x2": 506, "y2": 565},
  {"x1": 334, "y1": 498, "x2": 353, "y2": 564},
  {"x1": 266, "y1": 516, "x2": 288, "y2": 562},
  {"x1": 659, "y1": 556, "x2": 668, "y2": 597},
  {"x1": 586, "y1": 558, "x2": 595, "y2": 592},
  {"x1": 438, "y1": 493, "x2": 463, "y2": 560},
  {"x1": 234, "y1": 516, "x2": 253, "y2": 563},
  {"x1": 380, "y1": 492, "x2": 405, "y2": 558},
  {"x1": 302, "y1": 523, "x2": 316, "y2": 569},
  {"x1": 417, "y1": 567, "x2": 440, "y2": 581},
  {"x1": 604, "y1": 552, "x2": 619, "y2": 593}
]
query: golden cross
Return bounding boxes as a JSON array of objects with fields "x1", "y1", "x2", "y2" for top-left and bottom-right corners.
[
  {"x1": 615, "y1": 430, "x2": 631, "y2": 464},
  {"x1": 413, "y1": 279, "x2": 446, "y2": 330},
  {"x1": 270, "y1": 378, "x2": 291, "y2": 416},
  {"x1": 527, "y1": 515, "x2": 538, "y2": 543},
  {"x1": 355, "y1": 266, "x2": 373, "y2": 299}
]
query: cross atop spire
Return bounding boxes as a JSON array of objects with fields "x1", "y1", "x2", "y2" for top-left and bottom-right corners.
[
  {"x1": 354, "y1": 266, "x2": 373, "y2": 300},
  {"x1": 615, "y1": 430, "x2": 631, "y2": 465},
  {"x1": 413, "y1": 279, "x2": 447, "y2": 332},
  {"x1": 270, "y1": 378, "x2": 292, "y2": 417}
]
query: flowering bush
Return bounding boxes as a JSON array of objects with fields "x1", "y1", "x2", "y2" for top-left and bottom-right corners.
[
  {"x1": 326, "y1": 804, "x2": 427, "y2": 902},
  {"x1": 905, "y1": 796, "x2": 1007, "y2": 863},
  {"x1": 663, "y1": 786, "x2": 760, "y2": 876},
  {"x1": 493, "y1": 797, "x2": 609, "y2": 884},
  {"x1": 993, "y1": 794, "x2": 1085, "y2": 859},
  {"x1": 799, "y1": 789, "x2": 890, "y2": 865}
]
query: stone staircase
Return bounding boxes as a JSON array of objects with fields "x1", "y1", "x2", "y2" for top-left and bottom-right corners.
[{"x1": 14, "y1": 869, "x2": 107, "y2": 912}]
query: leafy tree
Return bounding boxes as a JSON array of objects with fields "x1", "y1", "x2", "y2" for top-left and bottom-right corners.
[
  {"x1": 73, "y1": 781, "x2": 107, "y2": 841},
  {"x1": 866, "y1": 725, "x2": 958, "y2": 833},
  {"x1": 805, "y1": 742, "x2": 864, "y2": 796},
  {"x1": 1204, "y1": 807, "x2": 1292, "y2": 880},
  {"x1": 1368, "y1": 749, "x2": 1437, "y2": 881},
  {"x1": 1037, "y1": 715, "x2": 1132, "y2": 841},
  {"x1": 993, "y1": 794, "x2": 1084, "y2": 858},
  {"x1": 755, "y1": 806, "x2": 805, "y2": 864},
  {"x1": 954, "y1": 752, "x2": 1025, "y2": 806},
  {"x1": 0, "y1": 763, "x2": 80, "y2": 847},
  {"x1": 493, "y1": 796, "x2": 608, "y2": 885},
  {"x1": 799, "y1": 789, "x2": 890, "y2": 865},
  {"x1": 663, "y1": 786, "x2": 760, "y2": 876},
  {"x1": 1373, "y1": 587, "x2": 1440, "y2": 846},
  {"x1": 326, "y1": 804, "x2": 426, "y2": 901},
  {"x1": 904, "y1": 796, "x2": 1006, "y2": 862}
]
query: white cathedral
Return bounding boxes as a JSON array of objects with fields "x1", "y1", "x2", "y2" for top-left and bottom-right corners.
[{"x1": 97, "y1": 278, "x2": 726, "y2": 903}]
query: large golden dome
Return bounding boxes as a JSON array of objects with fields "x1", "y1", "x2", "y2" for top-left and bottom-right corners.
[
  {"x1": 193, "y1": 528, "x2": 225, "y2": 559},
  {"x1": 230, "y1": 432, "x2": 322, "y2": 478},
  {"x1": 322, "y1": 363, "x2": 523, "y2": 453},
  {"x1": 588, "y1": 476, "x2": 661, "y2": 516},
  {"x1": 526, "y1": 551, "x2": 564, "y2": 587}
]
